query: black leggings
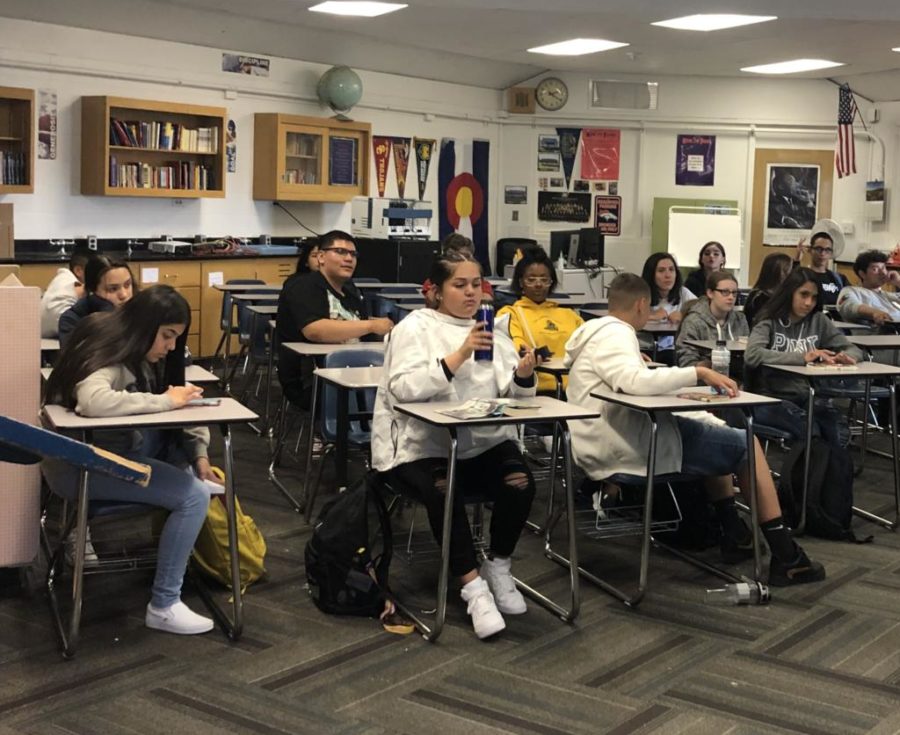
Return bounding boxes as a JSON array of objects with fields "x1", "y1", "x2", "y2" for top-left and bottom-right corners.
[{"x1": 390, "y1": 441, "x2": 536, "y2": 577}]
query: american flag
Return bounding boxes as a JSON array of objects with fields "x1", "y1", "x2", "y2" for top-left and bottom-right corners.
[{"x1": 835, "y1": 84, "x2": 858, "y2": 178}]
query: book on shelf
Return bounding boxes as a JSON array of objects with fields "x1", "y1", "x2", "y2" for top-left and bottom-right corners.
[
  {"x1": 0, "y1": 151, "x2": 27, "y2": 185},
  {"x1": 109, "y1": 118, "x2": 218, "y2": 154}
]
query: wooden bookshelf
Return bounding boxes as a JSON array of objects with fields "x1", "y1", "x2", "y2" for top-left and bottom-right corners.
[
  {"x1": 253, "y1": 113, "x2": 370, "y2": 202},
  {"x1": 81, "y1": 96, "x2": 226, "y2": 198},
  {"x1": 0, "y1": 86, "x2": 34, "y2": 194}
]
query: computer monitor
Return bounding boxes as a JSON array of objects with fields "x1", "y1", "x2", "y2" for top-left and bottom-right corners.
[
  {"x1": 575, "y1": 228, "x2": 604, "y2": 267},
  {"x1": 549, "y1": 229, "x2": 580, "y2": 266}
]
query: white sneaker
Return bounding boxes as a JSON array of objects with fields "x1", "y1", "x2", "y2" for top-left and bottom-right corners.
[
  {"x1": 460, "y1": 577, "x2": 505, "y2": 639},
  {"x1": 64, "y1": 527, "x2": 99, "y2": 568},
  {"x1": 145, "y1": 601, "x2": 214, "y2": 635},
  {"x1": 480, "y1": 556, "x2": 527, "y2": 615}
]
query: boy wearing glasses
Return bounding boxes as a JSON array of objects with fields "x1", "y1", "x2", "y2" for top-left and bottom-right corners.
[
  {"x1": 792, "y1": 232, "x2": 848, "y2": 306},
  {"x1": 276, "y1": 229, "x2": 393, "y2": 407},
  {"x1": 676, "y1": 271, "x2": 749, "y2": 369}
]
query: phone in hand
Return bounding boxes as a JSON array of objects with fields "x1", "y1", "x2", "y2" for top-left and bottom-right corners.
[{"x1": 187, "y1": 397, "x2": 222, "y2": 407}]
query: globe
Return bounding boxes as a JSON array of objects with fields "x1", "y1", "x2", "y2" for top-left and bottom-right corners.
[{"x1": 317, "y1": 66, "x2": 363, "y2": 115}]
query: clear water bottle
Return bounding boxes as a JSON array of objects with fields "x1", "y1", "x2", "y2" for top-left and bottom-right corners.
[
  {"x1": 711, "y1": 338, "x2": 731, "y2": 390},
  {"x1": 474, "y1": 300, "x2": 494, "y2": 362},
  {"x1": 705, "y1": 581, "x2": 771, "y2": 605}
]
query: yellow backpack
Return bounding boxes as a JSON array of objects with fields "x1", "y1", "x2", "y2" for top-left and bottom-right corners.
[{"x1": 191, "y1": 467, "x2": 267, "y2": 591}]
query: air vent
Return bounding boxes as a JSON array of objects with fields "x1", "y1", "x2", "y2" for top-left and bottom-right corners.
[{"x1": 590, "y1": 80, "x2": 658, "y2": 110}]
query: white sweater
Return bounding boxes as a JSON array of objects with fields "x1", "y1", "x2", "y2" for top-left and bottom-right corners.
[
  {"x1": 837, "y1": 285, "x2": 900, "y2": 322},
  {"x1": 372, "y1": 309, "x2": 536, "y2": 470},
  {"x1": 564, "y1": 316, "x2": 720, "y2": 479},
  {"x1": 40, "y1": 268, "x2": 79, "y2": 338}
]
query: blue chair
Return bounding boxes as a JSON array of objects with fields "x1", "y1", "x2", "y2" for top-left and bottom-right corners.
[
  {"x1": 213, "y1": 279, "x2": 265, "y2": 361},
  {"x1": 304, "y1": 348, "x2": 384, "y2": 522}
]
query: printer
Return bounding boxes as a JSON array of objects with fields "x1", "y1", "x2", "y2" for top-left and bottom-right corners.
[{"x1": 351, "y1": 197, "x2": 432, "y2": 240}]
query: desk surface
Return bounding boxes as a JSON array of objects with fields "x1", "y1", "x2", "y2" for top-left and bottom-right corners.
[
  {"x1": 315, "y1": 366, "x2": 383, "y2": 388},
  {"x1": 848, "y1": 335, "x2": 900, "y2": 349},
  {"x1": 354, "y1": 282, "x2": 419, "y2": 290},
  {"x1": 247, "y1": 304, "x2": 278, "y2": 315},
  {"x1": 230, "y1": 293, "x2": 280, "y2": 302},
  {"x1": 581, "y1": 309, "x2": 610, "y2": 319},
  {"x1": 831, "y1": 320, "x2": 872, "y2": 331},
  {"x1": 43, "y1": 397, "x2": 258, "y2": 430},
  {"x1": 764, "y1": 361, "x2": 900, "y2": 378},
  {"x1": 591, "y1": 386, "x2": 780, "y2": 411},
  {"x1": 396, "y1": 395, "x2": 601, "y2": 427},
  {"x1": 684, "y1": 338, "x2": 749, "y2": 353},
  {"x1": 640, "y1": 321, "x2": 679, "y2": 334},
  {"x1": 41, "y1": 364, "x2": 219, "y2": 383},
  {"x1": 41, "y1": 338, "x2": 60, "y2": 351},
  {"x1": 214, "y1": 283, "x2": 282, "y2": 292},
  {"x1": 396, "y1": 303, "x2": 425, "y2": 313},
  {"x1": 283, "y1": 341, "x2": 386, "y2": 357}
]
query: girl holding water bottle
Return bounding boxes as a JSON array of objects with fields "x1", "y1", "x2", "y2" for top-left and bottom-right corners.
[{"x1": 372, "y1": 251, "x2": 540, "y2": 640}]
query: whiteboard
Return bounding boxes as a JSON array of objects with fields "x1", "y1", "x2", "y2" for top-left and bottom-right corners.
[{"x1": 667, "y1": 207, "x2": 742, "y2": 272}]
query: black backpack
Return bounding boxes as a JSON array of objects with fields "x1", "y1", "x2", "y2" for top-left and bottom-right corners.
[
  {"x1": 776, "y1": 437, "x2": 870, "y2": 542},
  {"x1": 304, "y1": 472, "x2": 393, "y2": 616}
]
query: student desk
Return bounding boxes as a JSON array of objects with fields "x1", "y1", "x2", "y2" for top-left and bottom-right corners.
[
  {"x1": 41, "y1": 338, "x2": 60, "y2": 352},
  {"x1": 394, "y1": 396, "x2": 600, "y2": 641},
  {"x1": 354, "y1": 282, "x2": 419, "y2": 290},
  {"x1": 582, "y1": 387, "x2": 779, "y2": 605},
  {"x1": 41, "y1": 364, "x2": 220, "y2": 384},
  {"x1": 580, "y1": 308, "x2": 609, "y2": 320},
  {"x1": 222, "y1": 293, "x2": 281, "y2": 392},
  {"x1": 42, "y1": 398, "x2": 259, "y2": 643},
  {"x1": 847, "y1": 334, "x2": 900, "y2": 355},
  {"x1": 764, "y1": 362, "x2": 900, "y2": 531},
  {"x1": 278, "y1": 341, "x2": 386, "y2": 512},
  {"x1": 640, "y1": 321, "x2": 680, "y2": 361},
  {"x1": 683, "y1": 338, "x2": 748, "y2": 354},
  {"x1": 241, "y1": 304, "x2": 279, "y2": 431},
  {"x1": 213, "y1": 283, "x2": 282, "y2": 292}
]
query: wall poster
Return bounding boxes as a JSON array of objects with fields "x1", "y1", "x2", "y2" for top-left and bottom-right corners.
[{"x1": 764, "y1": 164, "x2": 819, "y2": 245}]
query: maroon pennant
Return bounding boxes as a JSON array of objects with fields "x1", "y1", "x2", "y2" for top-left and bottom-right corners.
[{"x1": 372, "y1": 136, "x2": 392, "y2": 197}]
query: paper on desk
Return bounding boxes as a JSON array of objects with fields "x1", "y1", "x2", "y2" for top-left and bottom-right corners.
[{"x1": 436, "y1": 398, "x2": 540, "y2": 420}]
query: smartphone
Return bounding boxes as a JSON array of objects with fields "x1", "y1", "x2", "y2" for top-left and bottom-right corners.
[{"x1": 187, "y1": 397, "x2": 221, "y2": 407}]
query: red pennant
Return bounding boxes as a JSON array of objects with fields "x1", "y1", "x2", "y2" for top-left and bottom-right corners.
[{"x1": 372, "y1": 136, "x2": 392, "y2": 197}]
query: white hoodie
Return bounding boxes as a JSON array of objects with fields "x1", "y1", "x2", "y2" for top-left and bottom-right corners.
[
  {"x1": 40, "y1": 268, "x2": 79, "y2": 338},
  {"x1": 372, "y1": 308, "x2": 536, "y2": 471},
  {"x1": 564, "y1": 315, "x2": 720, "y2": 479}
]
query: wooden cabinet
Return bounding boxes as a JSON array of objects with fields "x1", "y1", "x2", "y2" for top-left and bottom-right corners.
[
  {"x1": 253, "y1": 113, "x2": 370, "y2": 202},
  {"x1": 0, "y1": 86, "x2": 34, "y2": 194},
  {"x1": 81, "y1": 96, "x2": 226, "y2": 198},
  {"x1": 18, "y1": 263, "x2": 65, "y2": 290},
  {"x1": 135, "y1": 260, "x2": 201, "y2": 355},
  {"x1": 199, "y1": 258, "x2": 294, "y2": 356}
]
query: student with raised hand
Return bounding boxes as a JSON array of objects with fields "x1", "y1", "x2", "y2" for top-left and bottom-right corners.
[
  {"x1": 276, "y1": 229, "x2": 393, "y2": 408},
  {"x1": 684, "y1": 241, "x2": 726, "y2": 297},
  {"x1": 497, "y1": 248, "x2": 583, "y2": 393},
  {"x1": 58, "y1": 256, "x2": 135, "y2": 347},
  {"x1": 744, "y1": 252, "x2": 793, "y2": 327},
  {"x1": 745, "y1": 267, "x2": 864, "y2": 450},
  {"x1": 564, "y1": 273, "x2": 825, "y2": 585},
  {"x1": 676, "y1": 271, "x2": 749, "y2": 369},
  {"x1": 837, "y1": 249, "x2": 900, "y2": 326},
  {"x1": 792, "y1": 232, "x2": 849, "y2": 307},
  {"x1": 40, "y1": 247, "x2": 92, "y2": 338},
  {"x1": 43, "y1": 285, "x2": 217, "y2": 635},
  {"x1": 373, "y1": 251, "x2": 539, "y2": 639}
]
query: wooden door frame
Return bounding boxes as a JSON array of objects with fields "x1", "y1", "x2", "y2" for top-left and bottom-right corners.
[{"x1": 749, "y1": 149, "x2": 834, "y2": 281}]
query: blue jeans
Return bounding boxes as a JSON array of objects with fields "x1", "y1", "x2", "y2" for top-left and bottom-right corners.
[
  {"x1": 43, "y1": 430, "x2": 211, "y2": 608},
  {"x1": 753, "y1": 397, "x2": 849, "y2": 450},
  {"x1": 676, "y1": 416, "x2": 749, "y2": 476}
]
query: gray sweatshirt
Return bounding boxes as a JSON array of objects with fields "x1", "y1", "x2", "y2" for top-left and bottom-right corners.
[
  {"x1": 837, "y1": 285, "x2": 900, "y2": 322},
  {"x1": 745, "y1": 311, "x2": 863, "y2": 401},
  {"x1": 675, "y1": 299, "x2": 749, "y2": 368}
]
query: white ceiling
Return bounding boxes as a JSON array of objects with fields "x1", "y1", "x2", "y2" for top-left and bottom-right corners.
[{"x1": 3, "y1": 0, "x2": 900, "y2": 100}]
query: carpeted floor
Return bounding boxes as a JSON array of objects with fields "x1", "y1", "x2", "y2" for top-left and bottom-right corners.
[{"x1": 3, "y1": 377, "x2": 900, "y2": 734}]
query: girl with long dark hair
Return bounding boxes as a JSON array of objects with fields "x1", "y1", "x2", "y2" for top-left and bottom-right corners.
[
  {"x1": 684, "y1": 241, "x2": 726, "y2": 296},
  {"x1": 743, "y1": 252, "x2": 793, "y2": 326},
  {"x1": 44, "y1": 285, "x2": 216, "y2": 635},
  {"x1": 58, "y1": 255, "x2": 136, "y2": 347}
]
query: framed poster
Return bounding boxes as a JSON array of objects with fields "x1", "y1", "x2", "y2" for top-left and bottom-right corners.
[
  {"x1": 595, "y1": 196, "x2": 621, "y2": 235},
  {"x1": 537, "y1": 191, "x2": 591, "y2": 222},
  {"x1": 764, "y1": 164, "x2": 819, "y2": 245}
]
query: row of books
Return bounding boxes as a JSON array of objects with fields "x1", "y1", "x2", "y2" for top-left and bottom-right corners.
[
  {"x1": 108, "y1": 156, "x2": 217, "y2": 190},
  {"x1": 0, "y1": 151, "x2": 28, "y2": 185},
  {"x1": 108, "y1": 118, "x2": 219, "y2": 153}
]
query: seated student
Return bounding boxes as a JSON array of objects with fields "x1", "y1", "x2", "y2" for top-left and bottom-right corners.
[
  {"x1": 373, "y1": 251, "x2": 539, "y2": 639},
  {"x1": 43, "y1": 285, "x2": 218, "y2": 635},
  {"x1": 276, "y1": 230, "x2": 393, "y2": 408},
  {"x1": 422, "y1": 233, "x2": 493, "y2": 307},
  {"x1": 58, "y1": 256, "x2": 135, "y2": 347},
  {"x1": 744, "y1": 252, "x2": 793, "y2": 327},
  {"x1": 497, "y1": 248, "x2": 583, "y2": 393},
  {"x1": 40, "y1": 247, "x2": 91, "y2": 338},
  {"x1": 791, "y1": 232, "x2": 849, "y2": 307},
  {"x1": 676, "y1": 271, "x2": 749, "y2": 369},
  {"x1": 640, "y1": 252, "x2": 695, "y2": 361},
  {"x1": 294, "y1": 237, "x2": 320, "y2": 274},
  {"x1": 684, "y1": 241, "x2": 727, "y2": 297},
  {"x1": 745, "y1": 267, "x2": 864, "y2": 449},
  {"x1": 837, "y1": 249, "x2": 900, "y2": 325},
  {"x1": 564, "y1": 273, "x2": 824, "y2": 585}
]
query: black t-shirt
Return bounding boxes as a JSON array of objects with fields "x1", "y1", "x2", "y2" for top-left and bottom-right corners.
[
  {"x1": 276, "y1": 271, "x2": 367, "y2": 403},
  {"x1": 808, "y1": 269, "x2": 848, "y2": 306}
]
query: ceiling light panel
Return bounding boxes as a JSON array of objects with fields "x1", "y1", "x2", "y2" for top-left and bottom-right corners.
[
  {"x1": 527, "y1": 38, "x2": 629, "y2": 56},
  {"x1": 652, "y1": 14, "x2": 777, "y2": 32},
  {"x1": 308, "y1": 2, "x2": 407, "y2": 17},
  {"x1": 741, "y1": 58, "x2": 844, "y2": 74}
]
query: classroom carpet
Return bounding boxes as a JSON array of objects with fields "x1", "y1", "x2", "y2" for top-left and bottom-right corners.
[{"x1": 3, "y1": 385, "x2": 900, "y2": 734}]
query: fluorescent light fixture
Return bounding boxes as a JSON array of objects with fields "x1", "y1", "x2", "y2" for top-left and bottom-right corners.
[
  {"x1": 741, "y1": 58, "x2": 844, "y2": 74},
  {"x1": 527, "y1": 38, "x2": 629, "y2": 56},
  {"x1": 893, "y1": 47, "x2": 900, "y2": 52},
  {"x1": 308, "y1": 2, "x2": 407, "y2": 17},
  {"x1": 652, "y1": 14, "x2": 776, "y2": 31}
]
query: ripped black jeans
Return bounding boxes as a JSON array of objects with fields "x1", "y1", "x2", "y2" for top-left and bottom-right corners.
[{"x1": 390, "y1": 440, "x2": 536, "y2": 577}]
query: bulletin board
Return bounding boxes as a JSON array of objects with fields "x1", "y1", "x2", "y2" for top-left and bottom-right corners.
[{"x1": 667, "y1": 206, "x2": 742, "y2": 272}]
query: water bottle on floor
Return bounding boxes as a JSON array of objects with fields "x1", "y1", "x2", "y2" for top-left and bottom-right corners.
[{"x1": 705, "y1": 581, "x2": 771, "y2": 605}]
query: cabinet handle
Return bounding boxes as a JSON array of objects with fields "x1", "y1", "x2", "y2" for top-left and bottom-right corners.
[{"x1": 164, "y1": 273, "x2": 178, "y2": 280}]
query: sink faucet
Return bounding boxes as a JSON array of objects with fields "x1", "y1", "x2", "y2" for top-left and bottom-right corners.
[
  {"x1": 49, "y1": 238, "x2": 75, "y2": 257},
  {"x1": 125, "y1": 239, "x2": 142, "y2": 258}
]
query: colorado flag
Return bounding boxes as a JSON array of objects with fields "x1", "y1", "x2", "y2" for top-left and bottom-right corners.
[{"x1": 438, "y1": 138, "x2": 490, "y2": 273}]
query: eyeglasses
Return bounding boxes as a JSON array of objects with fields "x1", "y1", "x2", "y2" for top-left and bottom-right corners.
[
  {"x1": 523, "y1": 277, "x2": 552, "y2": 285},
  {"x1": 321, "y1": 247, "x2": 358, "y2": 258},
  {"x1": 712, "y1": 288, "x2": 739, "y2": 297},
  {"x1": 810, "y1": 247, "x2": 833, "y2": 254}
]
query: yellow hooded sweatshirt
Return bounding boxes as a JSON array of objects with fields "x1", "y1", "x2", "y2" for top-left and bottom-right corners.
[{"x1": 498, "y1": 296, "x2": 584, "y2": 393}]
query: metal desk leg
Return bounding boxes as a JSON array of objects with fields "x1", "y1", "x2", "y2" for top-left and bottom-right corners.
[
  {"x1": 221, "y1": 299, "x2": 236, "y2": 392},
  {"x1": 193, "y1": 424, "x2": 243, "y2": 640},
  {"x1": 267, "y1": 397, "x2": 304, "y2": 514},
  {"x1": 263, "y1": 322, "x2": 276, "y2": 438},
  {"x1": 853, "y1": 379, "x2": 900, "y2": 530},
  {"x1": 527, "y1": 373, "x2": 563, "y2": 536},
  {"x1": 335, "y1": 385, "x2": 349, "y2": 489},
  {"x1": 798, "y1": 384, "x2": 816, "y2": 535},
  {"x1": 744, "y1": 411, "x2": 762, "y2": 582},
  {"x1": 301, "y1": 373, "x2": 321, "y2": 518},
  {"x1": 392, "y1": 428, "x2": 459, "y2": 642}
]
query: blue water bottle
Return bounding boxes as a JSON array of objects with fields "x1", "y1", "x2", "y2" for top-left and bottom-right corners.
[{"x1": 474, "y1": 300, "x2": 494, "y2": 363}]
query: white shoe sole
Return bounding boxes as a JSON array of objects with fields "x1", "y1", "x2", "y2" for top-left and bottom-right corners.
[
  {"x1": 473, "y1": 616, "x2": 506, "y2": 639},
  {"x1": 495, "y1": 599, "x2": 527, "y2": 615},
  {"x1": 145, "y1": 616, "x2": 214, "y2": 635}
]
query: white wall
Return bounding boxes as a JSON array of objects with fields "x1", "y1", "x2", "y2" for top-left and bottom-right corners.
[{"x1": 0, "y1": 17, "x2": 888, "y2": 283}]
